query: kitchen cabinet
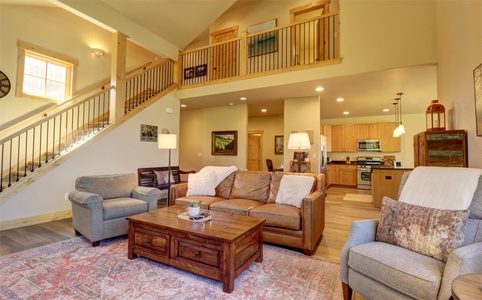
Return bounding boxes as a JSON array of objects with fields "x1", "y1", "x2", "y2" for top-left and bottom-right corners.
[
  {"x1": 380, "y1": 122, "x2": 401, "y2": 152},
  {"x1": 325, "y1": 164, "x2": 333, "y2": 187},
  {"x1": 344, "y1": 125, "x2": 358, "y2": 152},
  {"x1": 321, "y1": 125, "x2": 332, "y2": 152},
  {"x1": 358, "y1": 124, "x2": 380, "y2": 140},
  {"x1": 414, "y1": 130, "x2": 467, "y2": 167},
  {"x1": 327, "y1": 164, "x2": 356, "y2": 187},
  {"x1": 331, "y1": 125, "x2": 345, "y2": 152},
  {"x1": 372, "y1": 168, "x2": 411, "y2": 208}
]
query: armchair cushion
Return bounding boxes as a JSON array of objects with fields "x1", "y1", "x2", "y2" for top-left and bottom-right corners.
[
  {"x1": 103, "y1": 198, "x2": 148, "y2": 220},
  {"x1": 75, "y1": 174, "x2": 137, "y2": 199},
  {"x1": 376, "y1": 196, "x2": 469, "y2": 262}
]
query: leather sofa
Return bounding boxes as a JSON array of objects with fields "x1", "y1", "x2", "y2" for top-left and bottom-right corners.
[{"x1": 170, "y1": 170, "x2": 326, "y2": 255}]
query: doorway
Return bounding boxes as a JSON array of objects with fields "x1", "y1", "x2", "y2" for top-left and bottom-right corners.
[
  {"x1": 247, "y1": 131, "x2": 263, "y2": 171},
  {"x1": 210, "y1": 26, "x2": 239, "y2": 80}
]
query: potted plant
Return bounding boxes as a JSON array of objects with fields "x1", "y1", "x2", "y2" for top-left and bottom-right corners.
[{"x1": 188, "y1": 200, "x2": 202, "y2": 216}]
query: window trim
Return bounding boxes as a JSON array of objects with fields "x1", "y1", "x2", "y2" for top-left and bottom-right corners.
[{"x1": 16, "y1": 40, "x2": 78, "y2": 103}]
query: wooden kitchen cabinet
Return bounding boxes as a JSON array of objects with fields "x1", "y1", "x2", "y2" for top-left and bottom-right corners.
[
  {"x1": 414, "y1": 130, "x2": 467, "y2": 167},
  {"x1": 331, "y1": 125, "x2": 345, "y2": 152},
  {"x1": 339, "y1": 165, "x2": 357, "y2": 186},
  {"x1": 372, "y1": 168, "x2": 411, "y2": 208},
  {"x1": 344, "y1": 125, "x2": 358, "y2": 152},
  {"x1": 358, "y1": 124, "x2": 380, "y2": 140},
  {"x1": 380, "y1": 122, "x2": 401, "y2": 152}
]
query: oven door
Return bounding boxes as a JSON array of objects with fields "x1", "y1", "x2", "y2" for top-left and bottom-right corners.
[{"x1": 357, "y1": 167, "x2": 372, "y2": 189}]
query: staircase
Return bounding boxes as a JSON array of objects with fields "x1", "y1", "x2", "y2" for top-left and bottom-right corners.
[{"x1": 0, "y1": 60, "x2": 176, "y2": 203}]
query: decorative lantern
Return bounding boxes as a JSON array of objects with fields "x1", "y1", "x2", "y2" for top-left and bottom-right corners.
[{"x1": 426, "y1": 100, "x2": 445, "y2": 131}]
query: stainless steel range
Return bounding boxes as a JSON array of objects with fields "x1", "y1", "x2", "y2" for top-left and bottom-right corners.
[{"x1": 357, "y1": 156, "x2": 383, "y2": 190}]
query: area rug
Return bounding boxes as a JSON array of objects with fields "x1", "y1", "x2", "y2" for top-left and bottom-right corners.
[
  {"x1": 0, "y1": 237, "x2": 342, "y2": 300},
  {"x1": 343, "y1": 193, "x2": 372, "y2": 203}
]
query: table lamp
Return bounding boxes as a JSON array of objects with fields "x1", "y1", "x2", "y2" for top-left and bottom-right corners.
[
  {"x1": 158, "y1": 132, "x2": 177, "y2": 205},
  {"x1": 287, "y1": 132, "x2": 311, "y2": 172}
]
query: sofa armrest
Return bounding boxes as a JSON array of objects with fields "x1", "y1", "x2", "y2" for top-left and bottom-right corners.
[
  {"x1": 301, "y1": 190, "x2": 324, "y2": 255},
  {"x1": 170, "y1": 182, "x2": 188, "y2": 204},
  {"x1": 132, "y1": 186, "x2": 162, "y2": 211},
  {"x1": 68, "y1": 190, "x2": 103, "y2": 205},
  {"x1": 438, "y1": 242, "x2": 482, "y2": 300},
  {"x1": 340, "y1": 219, "x2": 379, "y2": 284}
]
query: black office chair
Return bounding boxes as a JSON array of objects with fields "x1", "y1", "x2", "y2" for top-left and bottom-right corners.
[{"x1": 266, "y1": 159, "x2": 274, "y2": 171}]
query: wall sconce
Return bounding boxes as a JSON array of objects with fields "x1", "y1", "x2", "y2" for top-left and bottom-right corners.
[{"x1": 91, "y1": 48, "x2": 105, "y2": 57}]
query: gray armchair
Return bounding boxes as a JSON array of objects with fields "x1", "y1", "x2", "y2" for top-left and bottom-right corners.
[
  {"x1": 68, "y1": 173, "x2": 161, "y2": 246},
  {"x1": 340, "y1": 171, "x2": 482, "y2": 300}
]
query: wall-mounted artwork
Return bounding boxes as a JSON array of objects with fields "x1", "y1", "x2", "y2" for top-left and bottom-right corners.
[
  {"x1": 212, "y1": 131, "x2": 237, "y2": 155},
  {"x1": 248, "y1": 19, "x2": 277, "y2": 57},
  {"x1": 196, "y1": 64, "x2": 207, "y2": 77},
  {"x1": 140, "y1": 124, "x2": 158, "y2": 142},
  {"x1": 184, "y1": 67, "x2": 194, "y2": 79},
  {"x1": 474, "y1": 63, "x2": 482, "y2": 136},
  {"x1": 275, "y1": 135, "x2": 284, "y2": 155}
]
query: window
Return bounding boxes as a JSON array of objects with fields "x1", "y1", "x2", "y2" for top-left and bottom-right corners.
[{"x1": 17, "y1": 41, "x2": 78, "y2": 102}]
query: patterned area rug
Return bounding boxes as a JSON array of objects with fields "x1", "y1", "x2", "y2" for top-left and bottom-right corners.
[{"x1": 0, "y1": 237, "x2": 342, "y2": 300}]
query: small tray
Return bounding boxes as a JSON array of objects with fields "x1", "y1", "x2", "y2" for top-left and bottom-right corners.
[{"x1": 177, "y1": 209, "x2": 212, "y2": 223}]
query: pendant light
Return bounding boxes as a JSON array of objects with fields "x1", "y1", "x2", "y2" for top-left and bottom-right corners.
[
  {"x1": 392, "y1": 102, "x2": 401, "y2": 137},
  {"x1": 396, "y1": 92, "x2": 405, "y2": 134}
]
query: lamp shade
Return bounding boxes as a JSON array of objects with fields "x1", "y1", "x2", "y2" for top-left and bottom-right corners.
[
  {"x1": 158, "y1": 134, "x2": 177, "y2": 149},
  {"x1": 287, "y1": 132, "x2": 311, "y2": 150}
]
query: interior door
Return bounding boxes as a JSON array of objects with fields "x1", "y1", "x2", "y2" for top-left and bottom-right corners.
[
  {"x1": 247, "y1": 132, "x2": 262, "y2": 171},
  {"x1": 211, "y1": 26, "x2": 238, "y2": 80},
  {"x1": 293, "y1": 8, "x2": 323, "y2": 65}
]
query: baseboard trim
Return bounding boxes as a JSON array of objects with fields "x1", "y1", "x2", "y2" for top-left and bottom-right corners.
[{"x1": 0, "y1": 210, "x2": 72, "y2": 231}]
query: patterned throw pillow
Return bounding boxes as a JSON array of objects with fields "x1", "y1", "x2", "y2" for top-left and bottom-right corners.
[
  {"x1": 376, "y1": 196, "x2": 469, "y2": 262},
  {"x1": 153, "y1": 171, "x2": 175, "y2": 185}
]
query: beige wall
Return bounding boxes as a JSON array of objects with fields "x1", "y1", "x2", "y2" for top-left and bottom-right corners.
[
  {"x1": 179, "y1": 104, "x2": 248, "y2": 172},
  {"x1": 248, "y1": 115, "x2": 284, "y2": 171},
  {"x1": 285, "y1": 97, "x2": 321, "y2": 173},
  {"x1": 436, "y1": 0, "x2": 482, "y2": 168}
]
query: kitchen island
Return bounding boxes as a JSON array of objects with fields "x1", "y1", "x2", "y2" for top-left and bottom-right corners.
[{"x1": 371, "y1": 166, "x2": 412, "y2": 208}]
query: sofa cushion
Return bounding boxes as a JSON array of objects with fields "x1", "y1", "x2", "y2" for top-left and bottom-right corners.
[
  {"x1": 175, "y1": 196, "x2": 225, "y2": 210},
  {"x1": 103, "y1": 198, "x2": 147, "y2": 220},
  {"x1": 468, "y1": 175, "x2": 482, "y2": 218},
  {"x1": 215, "y1": 171, "x2": 236, "y2": 199},
  {"x1": 376, "y1": 196, "x2": 469, "y2": 262},
  {"x1": 349, "y1": 242, "x2": 445, "y2": 300},
  {"x1": 209, "y1": 199, "x2": 265, "y2": 216},
  {"x1": 186, "y1": 170, "x2": 216, "y2": 196},
  {"x1": 153, "y1": 170, "x2": 175, "y2": 185},
  {"x1": 249, "y1": 203, "x2": 301, "y2": 230},
  {"x1": 76, "y1": 174, "x2": 137, "y2": 199},
  {"x1": 230, "y1": 171, "x2": 271, "y2": 202},
  {"x1": 275, "y1": 175, "x2": 314, "y2": 208}
]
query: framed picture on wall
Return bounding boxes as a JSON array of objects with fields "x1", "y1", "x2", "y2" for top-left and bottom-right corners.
[
  {"x1": 140, "y1": 124, "x2": 158, "y2": 142},
  {"x1": 274, "y1": 135, "x2": 284, "y2": 155},
  {"x1": 184, "y1": 67, "x2": 194, "y2": 79},
  {"x1": 212, "y1": 131, "x2": 238, "y2": 155},
  {"x1": 474, "y1": 62, "x2": 482, "y2": 136},
  {"x1": 196, "y1": 64, "x2": 207, "y2": 77}
]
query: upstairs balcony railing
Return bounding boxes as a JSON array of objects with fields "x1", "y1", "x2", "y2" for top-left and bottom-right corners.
[
  {"x1": 180, "y1": 12, "x2": 340, "y2": 86},
  {"x1": 0, "y1": 60, "x2": 175, "y2": 195}
]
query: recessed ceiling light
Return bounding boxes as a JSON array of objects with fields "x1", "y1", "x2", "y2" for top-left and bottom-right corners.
[
  {"x1": 261, "y1": 109, "x2": 267, "y2": 112},
  {"x1": 240, "y1": 97, "x2": 247, "y2": 100},
  {"x1": 383, "y1": 108, "x2": 389, "y2": 112},
  {"x1": 343, "y1": 111, "x2": 349, "y2": 115},
  {"x1": 229, "y1": 103, "x2": 234, "y2": 106},
  {"x1": 315, "y1": 87, "x2": 324, "y2": 92},
  {"x1": 336, "y1": 98, "x2": 344, "y2": 102},
  {"x1": 180, "y1": 104, "x2": 187, "y2": 108}
]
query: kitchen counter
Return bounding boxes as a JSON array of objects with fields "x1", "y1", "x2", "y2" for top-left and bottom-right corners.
[
  {"x1": 371, "y1": 168, "x2": 413, "y2": 208},
  {"x1": 370, "y1": 166, "x2": 413, "y2": 171}
]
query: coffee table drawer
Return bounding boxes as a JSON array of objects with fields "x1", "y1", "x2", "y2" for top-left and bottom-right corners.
[
  {"x1": 133, "y1": 228, "x2": 169, "y2": 254},
  {"x1": 177, "y1": 240, "x2": 221, "y2": 268}
]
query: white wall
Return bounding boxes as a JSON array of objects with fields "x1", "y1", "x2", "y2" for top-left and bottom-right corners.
[
  {"x1": 436, "y1": 0, "x2": 482, "y2": 168},
  {"x1": 0, "y1": 93, "x2": 180, "y2": 223}
]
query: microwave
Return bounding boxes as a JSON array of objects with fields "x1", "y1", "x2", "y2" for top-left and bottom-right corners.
[{"x1": 357, "y1": 139, "x2": 381, "y2": 151}]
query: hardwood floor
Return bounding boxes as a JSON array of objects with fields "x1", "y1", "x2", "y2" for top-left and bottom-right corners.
[{"x1": 0, "y1": 187, "x2": 380, "y2": 259}]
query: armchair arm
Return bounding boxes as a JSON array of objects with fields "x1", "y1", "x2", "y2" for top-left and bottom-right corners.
[
  {"x1": 437, "y1": 242, "x2": 482, "y2": 300},
  {"x1": 68, "y1": 190, "x2": 102, "y2": 205},
  {"x1": 340, "y1": 219, "x2": 379, "y2": 283},
  {"x1": 132, "y1": 186, "x2": 162, "y2": 211},
  {"x1": 301, "y1": 190, "x2": 324, "y2": 255},
  {"x1": 170, "y1": 182, "x2": 188, "y2": 204}
]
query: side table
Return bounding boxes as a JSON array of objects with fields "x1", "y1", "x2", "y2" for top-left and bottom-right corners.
[{"x1": 451, "y1": 273, "x2": 482, "y2": 300}]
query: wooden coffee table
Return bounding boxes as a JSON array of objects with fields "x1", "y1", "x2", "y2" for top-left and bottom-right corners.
[
  {"x1": 127, "y1": 206, "x2": 265, "y2": 293},
  {"x1": 451, "y1": 273, "x2": 482, "y2": 300}
]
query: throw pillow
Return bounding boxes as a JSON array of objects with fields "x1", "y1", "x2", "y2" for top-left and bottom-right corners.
[
  {"x1": 186, "y1": 171, "x2": 216, "y2": 196},
  {"x1": 153, "y1": 170, "x2": 175, "y2": 185},
  {"x1": 275, "y1": 175, "x2": 314, "y2": 208},
  {"x1": 376, "y1": 196, "x2": 469, "y2": 262}
]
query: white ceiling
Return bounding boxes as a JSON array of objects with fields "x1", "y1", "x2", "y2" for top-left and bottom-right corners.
[{"x1": 2, "y1": 0, "x2": 439, "y2": 119}]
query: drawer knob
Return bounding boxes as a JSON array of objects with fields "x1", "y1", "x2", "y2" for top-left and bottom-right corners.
[
  {"x1": 145, "y1": 240, "x2": 150, "y2": 245},
  {"x1": 194, "y1": 252, "x2": 200, "y2": 257}
]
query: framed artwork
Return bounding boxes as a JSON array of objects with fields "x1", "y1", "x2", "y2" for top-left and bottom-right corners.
[
  {"x1": 274, "y1": 135, "x2": 284, "y2": 155},
  {"x1": 184, "y1": 67, "x2": 194, "y2": 79},
  {"x1": 140, "y1": 124, "x2": 158, "y2": 142},
  {"x1": 212, "y1": 131, "x2": 237, "y2": 155},
  {"x1": 196, "y1": 64, "x2": 207, "y2": 77},
  {"x1": 248, "y1": 19, "x2": 278, "y2": 57},
  {"x1": 474, "y1": 63, "x2": 482, "y2": 136}
]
